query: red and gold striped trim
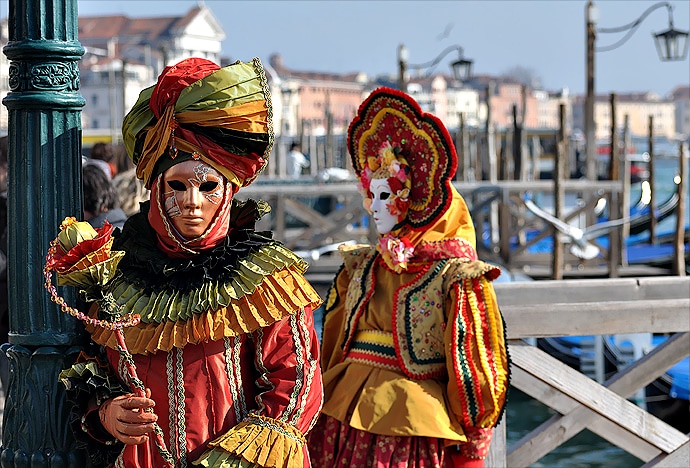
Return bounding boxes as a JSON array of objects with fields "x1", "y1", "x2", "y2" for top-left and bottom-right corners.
[{"x1": 344, "y1": 330, "x2": 399, "y2": 371}]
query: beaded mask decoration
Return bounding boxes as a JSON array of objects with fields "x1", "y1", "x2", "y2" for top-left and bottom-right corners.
[
  {"x1": 348, "y1": 87, "x2": 458, "y2": 231},
  {"x1": 358, "y1": 141, "x2": 412, "y2": 222}
]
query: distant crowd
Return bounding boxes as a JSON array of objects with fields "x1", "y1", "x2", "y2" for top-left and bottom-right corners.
[{"x1": 82, "y1": 141, "x2": 150, "y2": 229}]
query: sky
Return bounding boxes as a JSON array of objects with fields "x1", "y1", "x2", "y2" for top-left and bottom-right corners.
[{"x1": 5, "y1": 0, "x2": 690, "y2": 96}]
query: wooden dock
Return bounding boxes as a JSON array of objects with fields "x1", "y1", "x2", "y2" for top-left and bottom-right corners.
[
  {"x1": 487, "y1": 276, "x2": 690, "y2": 467},
  {"x1": 238, "y1": 178, "x2": 687, "y2": 279}
]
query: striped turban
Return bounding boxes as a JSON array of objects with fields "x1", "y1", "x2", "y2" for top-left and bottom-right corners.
[{"x1": 122, "y1": 57, "x2": 274, "y2": 189}]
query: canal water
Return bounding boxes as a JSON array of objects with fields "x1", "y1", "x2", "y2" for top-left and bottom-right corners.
[{"x1": 506, "y1": 389, "x2": 641, "y2": 467}]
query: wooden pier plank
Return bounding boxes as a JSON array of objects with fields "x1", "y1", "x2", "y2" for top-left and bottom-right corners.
[
  {"x1": 494, "y1": 277, "x2": 690, "y2": 304},
  {"x1": 510, "y1": 366, "x2": 661, "y2": 464},
  {"x1": 283, "y1": 198, "x2": 337, "y2": 230},
  {"x1": 508, "y1": 333, "x2": 690, "y2": 465},
  {"x1": 509, "y1": 341, "x2": 688, "y2": 454},
  {"x1": 642, "y1": 440, "x2": 690, "y2": 468},
  {"x1": 501, "y1": 299, "x2": 689, "y2": 338}
]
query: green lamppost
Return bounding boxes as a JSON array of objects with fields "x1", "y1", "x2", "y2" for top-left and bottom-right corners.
[{"x1": 1, "y1": 0, "x2": 88, "y2": 465}]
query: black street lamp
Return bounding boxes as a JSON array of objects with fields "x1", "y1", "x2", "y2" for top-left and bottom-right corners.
[
  {"x1": 654, "y1": 22, "x2": 689, "y2": 61},
  {"x1": 398, "y1": 44, "x2": 473, "y2": 91},
  {"x1": 584, "y1": 1, "x2": 689, "y2": 181}
]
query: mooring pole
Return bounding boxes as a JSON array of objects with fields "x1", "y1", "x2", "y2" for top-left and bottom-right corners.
[{"x1": 1, "y1": 0, "x2": 87, "y2": 465}]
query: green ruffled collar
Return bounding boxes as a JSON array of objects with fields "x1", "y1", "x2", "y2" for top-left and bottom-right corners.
[{"x1": 97, "y1": 198, "x2": 310, "y2": 324}]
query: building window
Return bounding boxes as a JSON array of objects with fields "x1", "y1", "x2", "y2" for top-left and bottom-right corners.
[{"x1": 92, "y1": 94, "x2": 98, "y2": 105}]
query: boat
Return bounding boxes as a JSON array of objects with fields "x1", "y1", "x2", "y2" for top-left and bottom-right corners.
[
  {"x1": 628, "y1": 188, "x2": 679, "y2": 236},
  {"x1": 595, "y1": 149, "x2": 651, "y2": 183},
  {"x1": 645, "y1": 335, "x2": 690, "y2": 434}
]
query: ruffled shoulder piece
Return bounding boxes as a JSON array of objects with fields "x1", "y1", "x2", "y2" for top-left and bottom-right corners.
[
  {"x1": 413, "y1": 237, "x2": 478, "y2": 263},
  {"x1": 338, "y1": 243, "x2": 375, "y2": 274},
  {"x1": 443, "y1": 258, "x2": 502, "y2": 284},
  {"x1": 88, "y1": 258, "x2": 322, "y2": 354}
]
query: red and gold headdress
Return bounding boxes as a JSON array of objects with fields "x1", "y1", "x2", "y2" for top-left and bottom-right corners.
[
  {"x1": 122, "y1": 57, "x2": 274, "y2": 189},
  {"x1": 348, "y1": 87, "x2": 458, "y2": 230}
]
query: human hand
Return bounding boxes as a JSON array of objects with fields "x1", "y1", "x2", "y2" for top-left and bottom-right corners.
[{"x1": 98, "y1": 389, "x2": 157, "y2": 445}]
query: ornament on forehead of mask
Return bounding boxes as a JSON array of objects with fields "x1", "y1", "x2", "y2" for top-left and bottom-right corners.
[
  {"x1": 168, "y1": 115, "x2": 179, "y2": 159},
  {"x1": 191, "y1": 163, "x2": 224, "y2": 204}
]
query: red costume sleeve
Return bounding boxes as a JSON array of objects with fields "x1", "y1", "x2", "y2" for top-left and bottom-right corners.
[
  {"x1": 251, "y1": 305, "x2": 324, "y2": 435},
  {"x1": 445, "y1": 276, "x2": 510, "y2": 460},
  {"x1": 194, "y1": 306, "x2": 323, "y2": 468}
]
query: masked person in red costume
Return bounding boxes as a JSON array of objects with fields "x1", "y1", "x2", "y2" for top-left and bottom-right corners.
[
  {"x1": 307, "y1": 88, "x2": 510, "y2": 468},
  {"x1": 55, "y1": 57, "x2": 324, "y2": 467}
]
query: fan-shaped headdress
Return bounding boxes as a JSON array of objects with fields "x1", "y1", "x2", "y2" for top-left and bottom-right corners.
[
  {"x1": 348, "y1": 87, "x2": 458, "y2": 230},
  {"x1": 122, "y1": 57, "x2": 274, "y2": 189}
]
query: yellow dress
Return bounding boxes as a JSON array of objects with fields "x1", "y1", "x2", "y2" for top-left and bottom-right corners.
[{"x1": 318, "y1": 241, "x2": 509, "y2": 459}]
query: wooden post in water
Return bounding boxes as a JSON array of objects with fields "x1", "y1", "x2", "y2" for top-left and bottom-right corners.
[
  {"x1": 608, "y1": 94, "x2": 621, "y2": 277},
  {"x1": 531, "y1": 135, "x2": 541, "y2": 181},
  {"x1": 499, "y1": 188, "x2": 511, "y2": 265},
  {"x1": 471, "y1": 128, "x2": 480, "y2": 182},
  {"x1": 325, "y1": 93, "x2": 334, "y2": 169},
  {"x1": 620, "y1": 116, "x2": 632, "y2": 267},
  {"x1": 609, "y1": 93, "x2": 618, "y2": 181},
  {"x1": 306, "y1": 120, "x2": 318, "y2": 178},
  {"x1": 672, "y1": 141, "x2": 687, "y2": 276},
  {"x1": 485, "y1": 82, "x2": 495, "y2": 183},
  {"x1": 454, "y1": 113, "x2": 462, "y2": 180},
  {"x1": 502, "y1": 125, "x2": 512, "y2": 181},
  {"x1": 488, "y1": 125, "x2": 497, "y2": 183},
  {"x1": 309, "y1": 122, "x2": 318, "y2": 175},
  {"x1": 460, "y1": 114, "x2": 470, "y2": 181},
  {"x1": 647, "y1": 116, "x2": 656, "y2": 243},
  {"x1": 552, "y1": 104, "x2": 566, "y2": 280},
  {"x1": 514, "y1": 85, "x2": 526, "y2": 181}
]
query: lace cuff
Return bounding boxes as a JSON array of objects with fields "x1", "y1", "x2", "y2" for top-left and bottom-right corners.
[{"x1": 194, "y1": 414, "x2": 305, "y2": 468}]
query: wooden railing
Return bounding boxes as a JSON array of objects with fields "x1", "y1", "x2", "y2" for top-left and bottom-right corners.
[
  {"x1": 486, "y1": 277, "x2": 690, "y2": 467},
  {"x1": 240, "y1": 179, "x2": 622, "y2": 247}
]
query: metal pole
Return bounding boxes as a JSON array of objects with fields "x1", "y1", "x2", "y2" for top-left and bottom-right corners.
[
  {"x1": 585, "y1": 1, "x2": 597, "y2": 182},
  {"x1": 1, "y1": 0, "x2": 88, "y2": 464},
  {"x1": 673, "y1": 142, "x2": 687, "y2": 276}
]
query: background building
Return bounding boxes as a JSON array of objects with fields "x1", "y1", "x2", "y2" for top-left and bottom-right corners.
[{"x1": 0, "y1": 3, "x2": 686, "y2": 156}]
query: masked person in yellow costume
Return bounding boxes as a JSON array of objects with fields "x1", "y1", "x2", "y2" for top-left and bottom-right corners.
[
  {"x1": 53, "y1": 57, "x2": 323, "y2": 468},
  {"x1": 307, "y1": 88, "x2": 510, "y2": 467}
]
